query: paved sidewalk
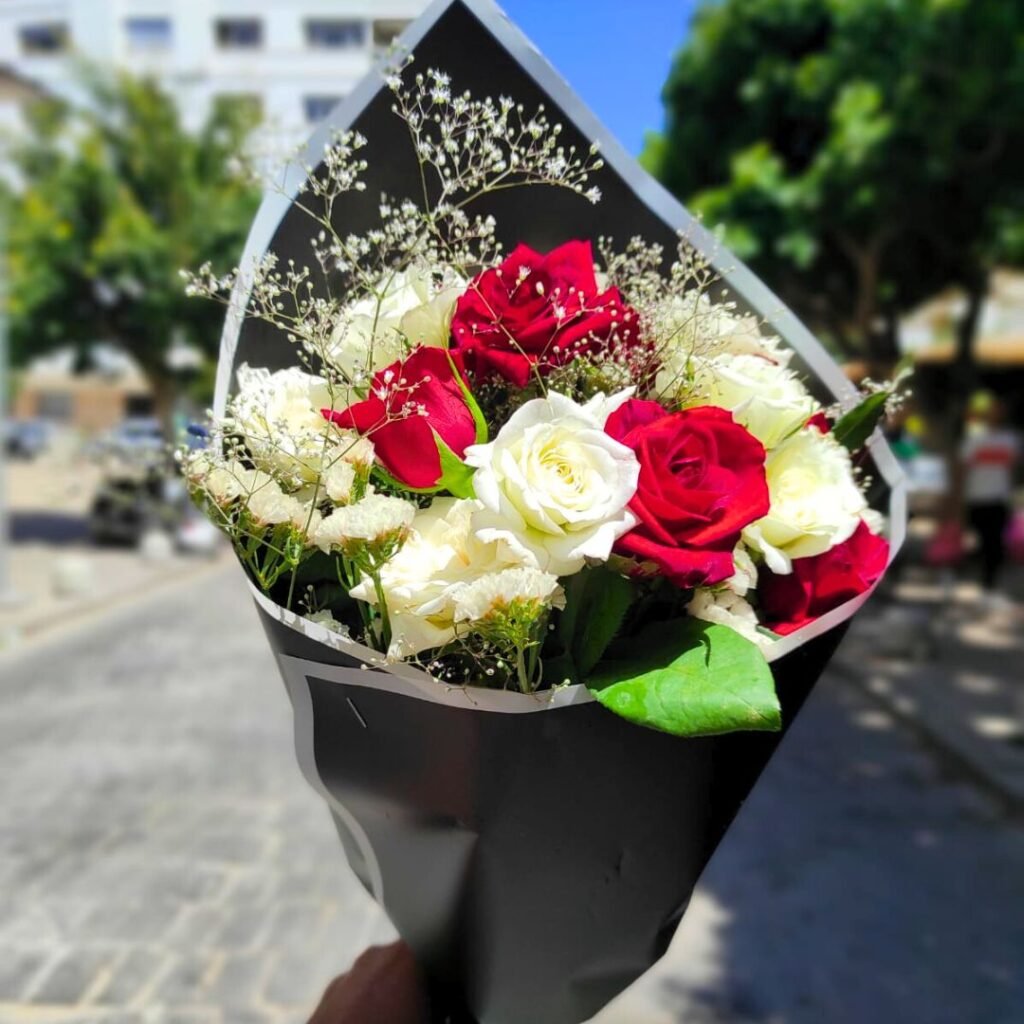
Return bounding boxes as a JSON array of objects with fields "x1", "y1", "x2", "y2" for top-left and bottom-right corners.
[
  {"x1": 1, "y1": 567, "x2": 1021, "y2": 1023},
  {"x1": 3, "y1": 449, "x2": 229, "y2": 650},
  {"x1": 834, "y1": 562, "x2": 1024, "y2": 812}
]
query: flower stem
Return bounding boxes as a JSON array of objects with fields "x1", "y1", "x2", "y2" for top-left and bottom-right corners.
[
  {"x1": 516, "y1": 645, "x2": 532, "y2": 694},
  {"x1": 371, "y1": 571, "x2": 392, "y2": 653}
]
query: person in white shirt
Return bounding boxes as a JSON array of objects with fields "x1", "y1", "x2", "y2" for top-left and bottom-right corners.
[{"x1": 959, "y1": 394, "x2": 1019, "y2": 591}]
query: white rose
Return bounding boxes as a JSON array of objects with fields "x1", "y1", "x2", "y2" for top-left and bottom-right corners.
[
  {"x1": 350, "y1": 497, "x2": 521, "y2": 659},
  {"x1": 654, "y1": 294, "x2": 792, "y2": 393},
  {"x1": 682, "y1": 353, "x2": 819, "y2": 450},
  {"x1": 231, "y1": 365, "x2": 344, "y2": 483},
  {"x1": 687, "y1": 588, "x2": 770, "y2": 647},
  {"x1": 725, "y1": 544, "x2": 758, "y2": 597},
  {"x1": 464, "y1": 390, "x2": 640, "y2": 576},
  {"x1": 326, "y1": 266, "x2": 464, "y2": 380},
  {"x1": 743, "y1": 427, "x2": 867, "y2": 574}
]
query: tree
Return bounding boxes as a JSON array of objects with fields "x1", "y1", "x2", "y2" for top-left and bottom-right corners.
[
  {"x1": 5, "y1": 71, "x2": 260, "y2": 425},
  {"x1": 642, "y1": 0, "x2": 1024, "y2": 380}
]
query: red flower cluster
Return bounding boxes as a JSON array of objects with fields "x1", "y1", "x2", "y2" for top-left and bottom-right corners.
[
  {"x1": 450, "y1": 240, "x2": 640, "y2": 387},
  {"x1": 605, "y1": 400, "x2": 770, "y2": 588},
  {"x1": 324, "y1": 347, "x2": 476, "y2": 490},
  {"x1": 758, "y1": 521, "x2": 890, "y2": 635}
]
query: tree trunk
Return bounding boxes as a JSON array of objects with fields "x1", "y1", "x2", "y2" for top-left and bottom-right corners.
[
  {"x1": 950, "y1": 268, "x2": 988, "y2": 442},
  {"x1": 836, "y1": 230, "x2": 894, "y2": 370},
  {"x1": 146, "y1": 371, "x2": 179, "y2": 442}
]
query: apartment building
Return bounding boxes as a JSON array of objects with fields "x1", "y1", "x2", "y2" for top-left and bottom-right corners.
[{"x1": 0, "y1": 0, "x2": 430, "y2": 138}]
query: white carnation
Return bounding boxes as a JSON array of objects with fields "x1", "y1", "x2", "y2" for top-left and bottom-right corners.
[
  {"x1": 231, "y1": 365, "x2": 344, "y2": 483},
  {"x1": 350, "y1": 497, "x2": 523, "y2": 659},
  {"x1": 464, "y1": 390, "x2": 640, "y2": 575},
  {"x1": 743, "y1": 427, "x2": 867, "y2": 574},
  {"x1": 191, "y1": 458, "x2": 274, "y2": 508},
  {"x1": 290, "y1": 501, "x2": 323, "y2": 540},
  {"x1": 245, "y1": 478, "x2": 303, "y2": 527},
  {"x1": 453, "y1": 566, "x2": 565, "y2": 623},
  {"x1": 323, "y1": 459, "x2": 357, "y2": 504},
  {"x1": 314, "y1": 493, "x2": 416, "y2": 553},
  {"x1": 687, "y1": 588, "x2": 770, "y2": 647},
  {"x1": 325, "y1": 266, "x2": 464, "y2": 380}
]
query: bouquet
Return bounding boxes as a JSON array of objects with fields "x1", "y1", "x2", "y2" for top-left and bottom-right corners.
[{"x1": 182, "y1": 2, "x2": 905, "y2": 1020}]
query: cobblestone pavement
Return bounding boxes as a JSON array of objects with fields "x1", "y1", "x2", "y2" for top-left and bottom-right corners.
[{"x1": 1, "y1": 567, "x2": 1022, "y2": 1024}]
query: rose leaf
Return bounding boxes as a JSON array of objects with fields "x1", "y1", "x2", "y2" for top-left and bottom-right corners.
[
  {"x1": 833, "y1": 391, "x2": 888, "y2": 452},
  {"x1": 586, "y1": 619, "x2": 781, "y2": 737},
  {"x1": 433, "y1": 433, "x2": 476, "y2": 499},
  {"x1": 558, "y1": 566, "x2": 634, "y2": 677}
]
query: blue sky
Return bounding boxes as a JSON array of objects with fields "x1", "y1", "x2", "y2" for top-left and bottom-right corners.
[{"x1": 499, "y1": 1, "x2": 698, "y2": 154}]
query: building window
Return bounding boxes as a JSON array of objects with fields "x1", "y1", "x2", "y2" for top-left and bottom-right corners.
[
  {"x1": 125, "y1": 17, "x2": 173, "y2": 52},
  {"x1": 304, "y1": 95, "x2": 341, "y2": 123},
  {"x1": 214, "y1": 18, "x2": 263, "y2": 49},
  {"x1": 19, "y1": 22, "x2": 70, "y2": 55},
  {"x1": 373, "y1": 19, "x2": 409, "y2": 49},
  {"x1": 306, "y1": 19, "x2": 366, "y2": 49}
]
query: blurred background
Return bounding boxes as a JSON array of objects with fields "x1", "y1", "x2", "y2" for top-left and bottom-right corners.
[{"x1": 0, "y1": 1, "x2": 1021, "y2": 1022}]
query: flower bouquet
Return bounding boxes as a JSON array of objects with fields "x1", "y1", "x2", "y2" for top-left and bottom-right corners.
[{"x1": 183, "y1": 1, "x2": 905, "y2": 1021}]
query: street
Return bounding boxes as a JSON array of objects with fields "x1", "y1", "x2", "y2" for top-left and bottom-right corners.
[{"x1": 0, "y1": 567, "x2": 1021, "y2": 1024}]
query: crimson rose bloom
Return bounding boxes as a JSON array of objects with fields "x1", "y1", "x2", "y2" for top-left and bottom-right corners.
[
  {"x1": 450, "y1": 240, "x2": 640, "y2": 387},
  {"x1": 759, "y1": 520, "x2": 890, "y2": 635},
  {"x1": 605, "y1": 399, "x2": 770, "y2": 588},
  {"x1": 323, "y1": 346, "x2": 476, "y2": 490}
]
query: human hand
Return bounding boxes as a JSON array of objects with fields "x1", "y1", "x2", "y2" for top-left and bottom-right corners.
[{"x1": 307, "y1": 941, "x2": 431, "y2": 1024}]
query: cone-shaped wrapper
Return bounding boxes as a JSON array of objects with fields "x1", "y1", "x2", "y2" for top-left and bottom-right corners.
[{"x1": 213, "y1": 1, "x2": 906, "y2": 1021}]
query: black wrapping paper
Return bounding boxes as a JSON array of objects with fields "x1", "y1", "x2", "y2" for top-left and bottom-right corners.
[{"x1": 260, "y1": 602, "x2": 845, "y2": 1024}]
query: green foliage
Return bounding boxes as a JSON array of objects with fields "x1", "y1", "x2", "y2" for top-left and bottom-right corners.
[
  {"x1": 833, "y1": 390, "x2": 889, "y2": 451},
  {"x1": 5, "y1": 69, "x2": 260, "y2": 412},
  {"x1": 587, "y1": 619, "x2": 781, "y2": 737},
  {"x1": 557, "y1": 566, "x2": 635, "y2": 679},
  {"x1": 643, "y1": 0, "x2": 1024, "y2": 360},
  {"x1": 433, "y1": 434, "x2": 476, "y2": 498}
]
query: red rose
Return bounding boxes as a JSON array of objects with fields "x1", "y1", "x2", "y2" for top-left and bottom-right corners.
[
  {"x1": 807, "y1": 411, "x2": 831, "y2": 433},
  {"x1": 323, "y1": 346, "x2": 477, "y2": 490},
  {"x1": 605, "y1": 400, "x2": 770, "y2": 588},
  {"x1": 759, "y1": 520, "x2": 890, "y2": 635},
  {"x1": 450, "y1": 240, "x2": 640, "y2": 387}
]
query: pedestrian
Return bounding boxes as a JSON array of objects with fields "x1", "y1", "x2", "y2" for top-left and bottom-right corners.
[{"x1": 959, "y1": 392, "x2": 1019, "y2": 596}]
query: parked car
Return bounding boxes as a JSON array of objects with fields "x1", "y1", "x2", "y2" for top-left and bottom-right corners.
[
  {"x1": 4, "y1": 418, "x2": 53, "y2": 460},
  {"x1": 88, "y1": 466, "x2": 175, "y2": 546},
  {"x1": 90, "y1": 416, "x2": 166, "y2": 459}
]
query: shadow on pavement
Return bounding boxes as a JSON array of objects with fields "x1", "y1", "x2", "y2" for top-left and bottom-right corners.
[{"x1": 11, "y1": 511, "x2": 90, "y2": 545}]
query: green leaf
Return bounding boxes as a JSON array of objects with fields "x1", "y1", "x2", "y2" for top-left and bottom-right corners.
[
  {"x1": 558, "y1": 567, "x2": 634, "y2": 678},
  {"x1": 446, "y1": 349, "x2": 489, "y2": 444},
  {"x1": 833, "y1": 391, "x2": 888, "y2": 451},
  {"x1": 434, "y1": 433, "x2": 476, "y2": 498},
  {"x1": 587, "y1": 619, "x2": 781, "y2": 737}
]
